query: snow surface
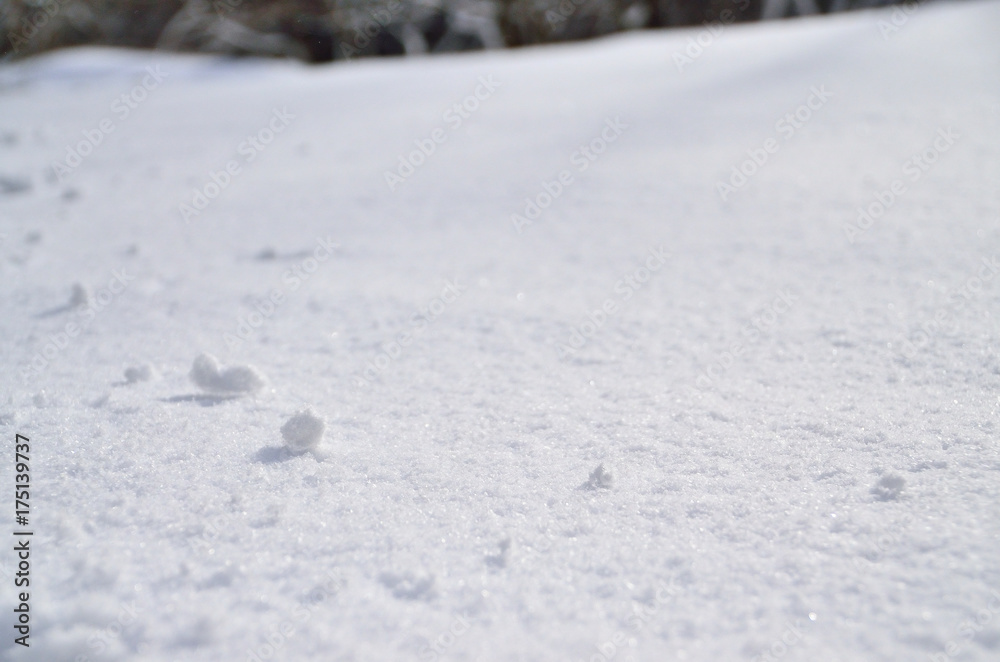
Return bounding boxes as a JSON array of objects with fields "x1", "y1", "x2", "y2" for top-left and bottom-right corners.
[{"x1": 2, "y1": 2, "x2": 1000, "y2": 660}]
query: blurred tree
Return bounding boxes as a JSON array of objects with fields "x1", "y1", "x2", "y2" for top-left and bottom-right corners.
[
  {"x1": 0, "y1": 0, "x2": 917, "y2": 62},
  {"x1": 647, "y1": 0, "x2": 761, "y2": 27}
]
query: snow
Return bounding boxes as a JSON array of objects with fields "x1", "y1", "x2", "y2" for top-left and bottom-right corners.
[
  {"x1": 280, "y1": 410, "x2": 326, "y2": 454},
  {"x1": 582, "y1": 463, "x2": 615, "y2": 491},
  {"x1": 1, "y1": 1, "x2": 999, "y2": 660},
  {"x1": 870, "y1": 473, "x2": 906, "y2": 502},
  {"x1": 189, "y1": 353, "x2": 265, "y2": 395},
  {"x1": 123, "y1": 363, "x2": 156, "y2": 385}
]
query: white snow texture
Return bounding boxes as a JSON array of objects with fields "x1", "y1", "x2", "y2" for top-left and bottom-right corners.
[{"x1": 1, "y1": 2, "x2": 999, "y2": 661}]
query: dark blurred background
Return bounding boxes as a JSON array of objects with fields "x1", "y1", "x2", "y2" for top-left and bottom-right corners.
[{"x1": 1, "y1": 0, "x2": 910, "y2": 62}]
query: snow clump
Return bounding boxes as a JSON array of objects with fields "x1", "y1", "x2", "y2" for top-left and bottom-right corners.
[
  {"x1": 189, "y1": 353, "x2": 264, "y2": 394},
  {"x1": 280, "y1": 409, "x2": 326, "y2": 453},
  {"x1": 582, "y1": 463, "x2": 614, "y2": 490},
  {"x1": 124, "y1": 363, "x2": 157, "y2": 384},
  {"x1": 871, "y1": 473, "x2": 906, "y2": 501}
]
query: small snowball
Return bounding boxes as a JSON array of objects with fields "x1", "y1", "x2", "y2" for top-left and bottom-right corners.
[
  {"x1": 871, "y1": 473, "x2": 905, "y2": 501},
  {"x1": 124, "y1": 364, "x2": 156, "y2": 384},
  {"x1": 189, "y1": 353, "x2": 264, "y2": 394},
  {"x1": 582, "y1": 463, "x2": 614, "y2": 490},
  {"x1": 280, "y1": 409, "x2": 325, "y2": 453}
]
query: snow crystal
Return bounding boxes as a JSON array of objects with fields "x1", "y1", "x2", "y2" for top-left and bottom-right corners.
[
  {"x1": 582, "y1": 463, "x2": 614, "y2": 490},
  {"x1": 280, "y1": 409, "x2": 325, "y2": 453},
  {"x1": 189, "y1": 353, "x2": 264, "y2": 394}
]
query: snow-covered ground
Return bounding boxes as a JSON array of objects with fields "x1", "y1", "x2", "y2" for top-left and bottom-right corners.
[{"x1": 2, "y1": 2, "x2": 999, "y2": 660}]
